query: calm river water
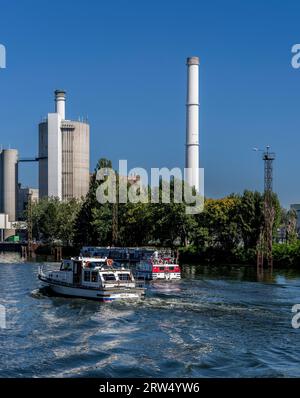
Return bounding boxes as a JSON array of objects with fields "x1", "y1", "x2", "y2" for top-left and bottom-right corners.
[{"x1": 1, "y1": 252, "x2": 300, "y2": 378}]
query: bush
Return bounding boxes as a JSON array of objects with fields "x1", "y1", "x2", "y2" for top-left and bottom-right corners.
[
  {"x1": 273, "y1": 242, "x2": 300, "y2": 268},
  {"x1": 180, "y1": 243, "x2": 300, "y2": 268}
]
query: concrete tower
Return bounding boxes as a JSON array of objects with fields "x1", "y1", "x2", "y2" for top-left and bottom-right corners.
[
  {"x1": 185, "y1": 56, "x2": 200, "y2": 192},
  {"x1": 0, "y1": 149, "x2": 18, "y2": 238},
  {"x1": 39, "y1": 90, "x2": 90, "y2": 201}
]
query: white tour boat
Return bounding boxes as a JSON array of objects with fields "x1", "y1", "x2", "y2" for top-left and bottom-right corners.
[
  {"x1": 135, "y1": 252, "x2": 181, "y2": 281},
  {"x1": 38, "y1": 257, "x2": 145, "y2": 302}
]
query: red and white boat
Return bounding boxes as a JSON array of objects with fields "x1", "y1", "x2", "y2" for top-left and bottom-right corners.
[{"x1": 135, "y1": 252, "x2": 181, "y2": 281}]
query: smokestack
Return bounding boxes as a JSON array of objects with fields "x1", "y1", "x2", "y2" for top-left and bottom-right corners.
[
  {"x1": 185, "y1": 56, "x2": 199, "y2": 192},
  {"x1": 55, "y1": 89, "x2": 66, "y2": 119}
]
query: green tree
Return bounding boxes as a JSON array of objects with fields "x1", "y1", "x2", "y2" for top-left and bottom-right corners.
[
  {"x1": 237, "y1": 190, "x2": 264, "y2": 251},
  {"x1": 73, "y1": 158, "x2": 113, "y2": 246},
  {"x1": 280, "y1": 208, "x2": 298, "y2": 244},
  {"x1": 57, "y1": 198, "x2": 82, "y2": 245},
  {"x1": 118, "y1": 202, "x2": 152, "y2": 246},
  {"x1": 30, "y1": 197, "x2": 81, "y2": 245}
]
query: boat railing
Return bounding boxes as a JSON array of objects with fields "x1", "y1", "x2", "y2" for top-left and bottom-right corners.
[{"x1": 38, "y1": 265, "x2": 69, "y2": 282}]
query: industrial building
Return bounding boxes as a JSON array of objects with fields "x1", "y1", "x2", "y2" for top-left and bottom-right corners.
[
  {"x1": 0, "y1": 148, "x2": 18, "y2": 239},
  {"x1": 17, "y1": 186, "x2": 39, "y2": 220},
  {"x1": 290, "y1": 204, "x2": 300, "y2": 235},
  {"x1": 1, "y1": 89, "x2": 90, "y2": 241},
  {"x1": 39, "y1": 90, "x2": 90, "y2": 201}
]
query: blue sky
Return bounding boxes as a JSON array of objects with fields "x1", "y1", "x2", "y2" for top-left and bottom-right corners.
[{"x1": 0, "y1": 0, "x2": 299, "y2": 207}]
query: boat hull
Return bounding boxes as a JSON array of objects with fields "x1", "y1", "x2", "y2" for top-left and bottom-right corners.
[{"x1": 135, "y1": 270, "x2": 181, "y2": 281}]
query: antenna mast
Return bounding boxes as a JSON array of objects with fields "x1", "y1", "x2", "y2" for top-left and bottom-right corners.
[{"x1": 257, "y1": 146, "x2": 276, "y2": 271}]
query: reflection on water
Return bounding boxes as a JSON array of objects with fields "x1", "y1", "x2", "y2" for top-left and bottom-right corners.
[
  {"x1": 1, "y1": 253, "x2": 300, "y2": 377},
  {"x1": 183, "y1": 263, "x2": 300, "y2": 283},
  {"x1": 0, "y1": 252, "x2": 24, "y2": 264}
]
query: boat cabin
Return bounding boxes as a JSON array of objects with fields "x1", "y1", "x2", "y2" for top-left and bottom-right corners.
[{"x1": 47, "y1": 257, "x2": 136, "y2": 288}]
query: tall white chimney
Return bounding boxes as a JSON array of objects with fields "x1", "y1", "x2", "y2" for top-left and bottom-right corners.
[
  {"x1": 185, "y1": 56, "x2": 199, "y2": 192},
  {"x1": 55, "y1": 89, "x2": 66, "y2": 120}
]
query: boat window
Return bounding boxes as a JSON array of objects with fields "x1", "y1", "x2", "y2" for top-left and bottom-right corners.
[
  {"x1": 61, "y1": 262, "x2": 72, "y2": 271},
  {"x1": 90, "y1": 262, "x2": 104, "y2": 268},
  {"x1": 118, "y1": 273, "x2": 131, "y2": 281},
  {"x1": 159, "y1": 266, "x2": 165, "y2": 271},
  {"x1": 168, "y1": 267, "x2": 174, "y2": 271},
  {"x1": 102, "y1": 273, "x2": 116, "y2": 281},
  {"x1": 91, "y1": 271, "x2": 98, "y2": 283},
  {"x1": 84, "y1": 270, "x2": 91, "y2": 282}
]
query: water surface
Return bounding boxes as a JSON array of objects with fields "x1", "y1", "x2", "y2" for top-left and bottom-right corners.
[{"x1": 1, "y1": 253, "x2": 300, "y2": 377}]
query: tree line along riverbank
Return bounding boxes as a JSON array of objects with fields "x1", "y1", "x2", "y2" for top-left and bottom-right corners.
[{"x1": 19, "y1": 159, "x2": 299, "y2": 268}]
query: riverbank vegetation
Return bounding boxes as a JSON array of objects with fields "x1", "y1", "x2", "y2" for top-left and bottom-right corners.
[{"x1": 27, "y1": 158, "x2": 299, "y2": 267}]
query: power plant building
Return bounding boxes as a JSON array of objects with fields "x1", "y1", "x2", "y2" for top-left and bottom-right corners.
[{"x1": 39, "y1": 90, "x2": 90, "y2": 201}]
